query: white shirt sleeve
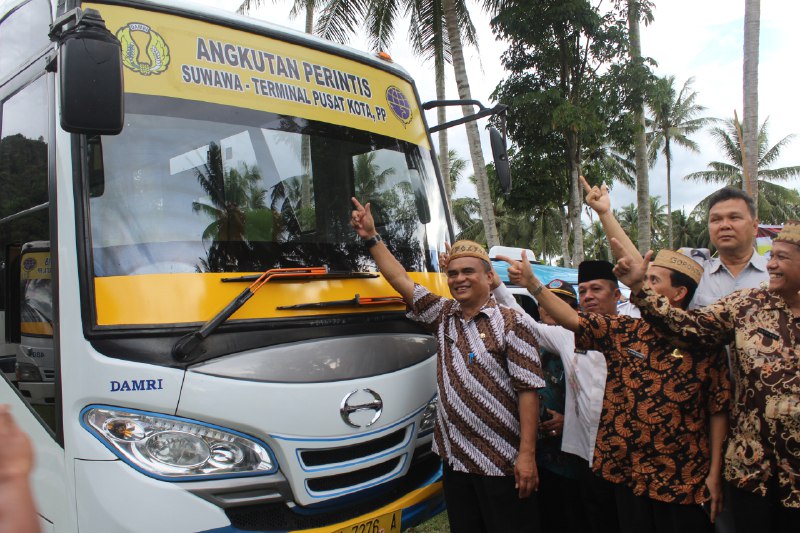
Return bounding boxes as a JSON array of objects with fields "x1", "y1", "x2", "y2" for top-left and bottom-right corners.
[
  {"x1": 491, "y1": 283, "x2": 527, "y2": 314},
  {"x1": 492, "y1": 283, "x2": 575, "y2": 354}
]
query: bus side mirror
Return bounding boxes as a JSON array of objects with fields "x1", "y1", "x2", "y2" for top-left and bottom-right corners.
[
  {"x1": 54, "y1": 9, "x2": 124, "y2": 135},
  {"x1": 490, "y1": 127, "x2": 511, "y2": 194}
]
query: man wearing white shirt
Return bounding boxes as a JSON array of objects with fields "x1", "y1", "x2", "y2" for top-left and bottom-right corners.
[{"x1": 495, "y1": 260, "x2": 634, "y2": 533}]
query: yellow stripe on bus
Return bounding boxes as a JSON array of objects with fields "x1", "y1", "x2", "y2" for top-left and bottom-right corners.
[
  {"x1": 94, "y1": 272, "x2": 448, "y2": 326},
  {"x1": 85, "y1": 3, "x2": 430, "y2": 148},
  {"x1": 20, "y1": 322, "x2": 54, "y2": 336}
]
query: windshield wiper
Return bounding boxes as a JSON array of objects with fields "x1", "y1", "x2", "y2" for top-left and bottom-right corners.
[
  {"x1": 172, "y1": 266, "x2": 328, "y2": 361},
  {"x1": 276, "y1": 294, "x2": 405, "y2": 310},
  {"x1": 220, "y1": 271, "x2": 379, "y2": 282}
]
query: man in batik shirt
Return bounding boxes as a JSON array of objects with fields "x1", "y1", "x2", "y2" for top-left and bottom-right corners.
[
  {"x1": 500, "y1": 251, "x2": 731, "y2": 533},
  {"x1": 351, "y1": 198, "x2": 544, "y2": 533},
  {"x1": 614, "y1": 220, "x2": 800, "y2": 533}
]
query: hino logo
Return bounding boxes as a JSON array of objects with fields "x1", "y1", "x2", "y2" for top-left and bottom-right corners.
[{"x1": 340, "y1": 389, "x2": 383, "y2": 428}]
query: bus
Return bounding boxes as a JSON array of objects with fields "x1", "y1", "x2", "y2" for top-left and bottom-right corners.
[{"x1": 0, "y1": 1, "x2": 509, "y2": 531}]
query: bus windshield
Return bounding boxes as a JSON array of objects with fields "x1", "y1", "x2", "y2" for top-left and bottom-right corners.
[{"x1": 88, "y1": 95, "x2": 447, "y2": 277}]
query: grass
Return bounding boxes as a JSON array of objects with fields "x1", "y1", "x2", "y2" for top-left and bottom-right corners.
[{"x1": 407, "y1": 511, "x2": 450, "y2": 533}]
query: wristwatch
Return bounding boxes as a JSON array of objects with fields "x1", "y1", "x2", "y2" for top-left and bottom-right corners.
[
  {"x1": 531, "y1": 283, "x2": 545, "y2": 296},
  {"x1": 364, "y1": 234, "x2": 383, "y2": 249}
]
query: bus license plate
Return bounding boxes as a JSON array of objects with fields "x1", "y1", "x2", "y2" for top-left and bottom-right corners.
[{"x1": 333, "y1": 510, "x2": 400, "y2": 533}]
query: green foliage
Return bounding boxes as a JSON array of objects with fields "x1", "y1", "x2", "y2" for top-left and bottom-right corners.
[
  {"x1": 490, "y1": 0, "x2": 650, "y2": 263},
  {"x1": 686, "y1": 117, "x2": 800, "y2": 223}
]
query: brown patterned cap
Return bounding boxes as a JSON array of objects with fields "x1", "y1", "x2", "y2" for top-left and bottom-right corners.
[
  {"x1": 773, "y1": 220, "x2": 800, "y2": 246},
  {"x1": 652, "y1": 250, "x2": 704, "y2": 284},
  {"x1": 448, "y1": 240, "x2": 490, "y2": 263}
]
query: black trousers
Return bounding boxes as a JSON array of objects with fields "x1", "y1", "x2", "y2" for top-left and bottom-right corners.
[
  {"x1": 614, "y1": 483, "x2": 713, "y2": 533},
  {"x1": 728, "y1": 481, "x2": 800, "y2": 533},
  {"x1": 577, "y1": 460, "x2": 620, "y2": 533},
  {"x1": 442, "y1": 463, "x2": 540, "y2": 533},
  {"x1": 538, "y1": 467, "x2": 587, "y2": 533}
]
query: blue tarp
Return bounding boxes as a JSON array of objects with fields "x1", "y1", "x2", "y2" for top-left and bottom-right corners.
[{"x1": 491, "y1": 259, "x2": 579, "y2": 287}]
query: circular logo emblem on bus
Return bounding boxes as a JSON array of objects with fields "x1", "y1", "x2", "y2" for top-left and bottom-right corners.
[
  {"x1": 116, "y1": 23, "x2": 171, "y2": 76},
  {"x1": 22, "y1": 258, "x2": 36, "y2": 272},
  {"x1": 340, "y1": 389, "x2": 383, "y2": 428},
  {"x1": 386, "y1": 86, "x2": 412, "y2": 124}
]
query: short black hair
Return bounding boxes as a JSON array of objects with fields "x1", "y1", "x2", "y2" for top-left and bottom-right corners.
[
  {"x1": 707, "y1": 187, "x2": 757, "y2": 218},
  {"x1": 668, "y1": 270, "x2": 698, "y2": 310},
  {"x1": 479, "y1": 259, "x2": 491, "y2": 273}
]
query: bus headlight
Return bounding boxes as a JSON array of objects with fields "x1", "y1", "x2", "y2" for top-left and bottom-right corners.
[
  {"x1": 418, "y1": 396, "x2": 438, "y2": 436},
  {"x1": 82, "y1": 406, "x2": 277, "y2": 481},
  {"x1": 16, "y1": 362, "x2": 43, "y2": 382}
]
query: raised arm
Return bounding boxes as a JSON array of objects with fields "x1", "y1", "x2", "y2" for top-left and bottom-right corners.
[
  {"x1": 610, "y1": 238, "x2": 734, "y2": 347},
  {"x1": 581, "y1": 176, "x2": 641, "y2": 261},
  {"x1": 351, "y1": 197, "x2": 415, "y2": 304},
  {"x1": 497, "y1": 252, "x2": 580, "y2": 332}
]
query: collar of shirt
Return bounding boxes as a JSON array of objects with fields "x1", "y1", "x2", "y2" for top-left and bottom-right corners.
[
  {"x1": 707, "y1": 249, "x2": 768, "y2": 275},
  {"x1": 756, "y1": 288, "x2": 799, "y2": 314},
  {"x1": 446, "y1": 294, "x2": 500, "y2": 320}
]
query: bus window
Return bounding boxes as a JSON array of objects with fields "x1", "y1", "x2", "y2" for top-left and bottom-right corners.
[
  {"x1": 0, "y1": 74, "x2": 54, "y2": 432},
  {"x1": 0, "y1": 0, "x2": 52, "y2": 82}
]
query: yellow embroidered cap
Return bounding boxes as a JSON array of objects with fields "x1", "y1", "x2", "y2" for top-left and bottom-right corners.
[
  {"x1": 773, "y1": 220, "x2": 800, "y2": 246},
  {"x1": 448, "y1": 240, "x2": 490, "y2": 263},
  {"x1": 652, "y1": 250, "x2": 704, "y2": 284}
]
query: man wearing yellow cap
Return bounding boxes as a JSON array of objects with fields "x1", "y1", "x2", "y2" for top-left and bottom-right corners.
[
  {"x1": 351, "y1": 198, "x2": 545, "y2": 533},
  {"x1": 614, "y1": 220, "x2": 800, "y2": 533},
  {"x1": 500, "y1": 247, "x2": 731, "y2": 533}
]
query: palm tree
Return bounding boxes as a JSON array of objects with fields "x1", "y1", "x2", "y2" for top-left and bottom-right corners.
[
  {"x1": 671, "y1": 208, "x2": 709, "y2": 250},
  {"x1": 626, "y1": 0, "x2": 651, "y2": 256},
  {"x1": 648, "y1": 195, "x2": 669, "y2": 248},
  {"x1": 193, "y1": 143, "x2": 273, "y2": 270},
  {"x1": 583, "y1": 219, "x2": 611, "y2": 261},
  {"x1": 238, "y1": 0, "x2": 322, "y2": 34},
  {"x1": 686, "y1": 117, "x2": 800, "y2": 224},
  {"x1": 448, "y1": 148, "x2": 468, "y2": 192},
  {"x1": 647, "y1": 76, "x2": 710, "y2": 249},
  {"x1": 743, "y1": 0, "x2": 760, "y2": 209},
  {"x1": 615, "y1": 202, "x2": 640, "y2": 248},
  {"x1": 316, "y1": 0, "x2": 501, "y2": 245}
]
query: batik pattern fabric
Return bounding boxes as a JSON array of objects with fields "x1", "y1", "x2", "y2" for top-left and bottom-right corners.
[
  {"x1": 632, "y1": 286, "x2": 800, "y2": 508},
  {"x1": 406, "y1": 284, "x2": 544, "y2": 476},
  {"x1": 575, "y1": 312, "x2": 731, "y2": 504}
]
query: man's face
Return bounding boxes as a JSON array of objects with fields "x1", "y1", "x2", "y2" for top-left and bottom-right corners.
[
  {"x1": 645, "y1": 265, "x2": 686, "y2": 308},
  {"x1": 708, "y1": 198, "x2": 758, "y2": 256},
  {"x1": 539, "y1": 296, "x2": 575, "y2": 325},
  {"x1": 577, "y1": 280, "x2": 620, "y2": 315},
  {"x1": 767, "y1": 241, "x2": 800, "y2": 295},
  {"x1": 446, "y1": 256, "x2": 492, "y2": 306}
]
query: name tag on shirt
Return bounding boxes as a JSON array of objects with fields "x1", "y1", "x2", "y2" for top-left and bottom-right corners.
[
  {"x1": 574, "y1": 349, "x2": 587, "y2": 355},
  {"x1": 626, "y1": 348, "x2": 646, "y2": 360},
  {"x1": 757, "y1": 327, "x2": 780, "y2": 341}
]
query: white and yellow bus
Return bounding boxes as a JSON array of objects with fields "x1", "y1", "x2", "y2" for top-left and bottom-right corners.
[{"x1": 0, "y1": 1, "x2": 510, "y2": 531}]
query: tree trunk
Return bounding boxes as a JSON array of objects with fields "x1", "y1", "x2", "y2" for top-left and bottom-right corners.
[
  {"x1": 665, "y1": 134, "x2": 673, "y2": 249},
  {"x1": 300, "y1": 6, "x2": 315, "y2": 209},
  {"x1": 566, "y1": 132, "x2": 583, "y2": 267},
  {"x1": 628, "y1": 0, "x2": 651, "y2": 253},
  {"x1": 559, "y1": 205, "x2": 571, "y2": 267},
  {"x1": 442, "y1": 0, "x2": 500, "y2": 248},
  {"x1": 435, "y1": 51, "x2": 452, "y2": 216},
  {"x1": 743, "y1": 0, "x2": 760, "y2": 211}
]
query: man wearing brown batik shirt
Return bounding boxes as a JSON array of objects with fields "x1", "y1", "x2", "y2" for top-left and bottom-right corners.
[
  {"x1": 615, "y1": 220, "x2": 800, "y2": 533},
  {"x1": 351, "y1": 198, "x2": 545, "y2": 533},
  {"x1": 500, "y1": 252, "x2": 731, "y2": 533}
]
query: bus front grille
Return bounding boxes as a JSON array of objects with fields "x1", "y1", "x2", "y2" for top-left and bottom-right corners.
[
  {"x1": 306, "y1": 456, "x2": 402, "y2": 493},
  {"x1": 299, "y1": 427, "x2": 407, "y2": 467}
]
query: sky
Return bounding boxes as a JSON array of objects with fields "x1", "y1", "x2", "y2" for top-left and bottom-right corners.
[{"x1": 191, "y1": 0, "x2": 800, "y2": 217}]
